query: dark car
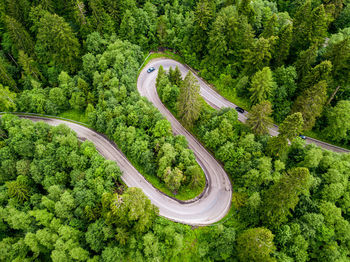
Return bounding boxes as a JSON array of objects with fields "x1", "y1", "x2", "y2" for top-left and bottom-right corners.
[
  {"x1": 299, "y1": 135, "x2": 307, "y2": 140},
  {"x1": 147, "y1": 67, "x2": 155, "y2": 73},
  {"x1": 235, "y1": 106, "x2": 244, "y2": 114}
]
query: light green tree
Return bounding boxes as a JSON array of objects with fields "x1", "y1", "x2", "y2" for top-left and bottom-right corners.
[
  {"x1": 247, "y1": 101, "x2": 273, "y2": 135},
  {"x1": 249, "y1": 67, "x2": 275, "y2": 105},
  {"x1": 237, "y1": 227, "x2": 276, "y2": 262}
]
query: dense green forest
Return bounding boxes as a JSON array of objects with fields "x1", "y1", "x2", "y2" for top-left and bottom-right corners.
[{"x1": 1, "y1": 0, "x2": 350, "y2": 261}]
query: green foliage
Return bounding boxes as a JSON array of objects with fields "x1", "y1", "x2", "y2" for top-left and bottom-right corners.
[
  {"x1": 177, "y1": 71, "x2": 202, "y2": 127},
  {"x1": 33, "y1": 12, "x2": 80, "y2": 73},
  {"x1": 250, "y1": 67, "x2": 275, "y2": 105},
  {"x1": 292, "y1": 81, "x2": 328, "y2": 130},
  {"x1": 324, "y1": 100, "x2": 350, "y2": 143},
  {"x1": 262, "y1": 167, "x2": 311, "y2": 227},
  {"x1": 237, "y1": 227, "x2": 276, "y2": 262},
  {"x1": 247, "y1": 101, "x2": 273, "y2": 135}
]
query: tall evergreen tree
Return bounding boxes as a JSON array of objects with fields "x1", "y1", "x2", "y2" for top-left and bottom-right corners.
[
  {"x1": 192, "y1": 0, "x2": 216, "y2": 56},
  {"x1": 278, "y1": 112, "x2": 304, "y2": 141},
  {"x1": 243, "y1": 36, "x2": 277, "y2": 75},
  {"x1": 177, "y1": 71, "x2": 202, "y2": 127},
  {"x1": 300, "y1": 60, "x2": 332, "y2": 90},
  {"x1": 310, "y1": 4, "x2": 328, "y2": 47},
  {"x1": 295, "y1": 44, "x2": 317, "y2": 81},
  {"x1": 5, "y1": 0, "x2": 31, "y2": 26},
  {"x1": 262, "y1": 167, "x2": 311, "y2": 227},
  {"x1": 249, "y1": 67, "x2": 275, "y2": 105},
  {"x1": 292, "y1": 0, "x2": 312, "y2": 51},
  {"x1": 292, "y1": 80, "x2": 328, "y2": 130},
  {"x1": 3, "y1": 15, "x2": 34, "y2": 55},
  {"x1": 34, "y1": 12, "x2": 80, "y2": 72},
  {"x1": 237, "y1": 0, "x2": 256, "y2": 24},
  {"x1": 0, "y1": 56, "x2": 17, "y2": 90},
  {"x1": 325, "y1": 36, "x2": 350, "y2": 92},
  {"x1": 246, "y1": 101, "x2": 273, "y2": 135},
  {"x1": 261, "y1": 14, "x2": 277, "y2": 39},
  {"x1": 18, "y1": 51, "x2": 43, "y2": 81},
  {"x1": 274, "y1": 23, "x2": 293, "y2": 67}
]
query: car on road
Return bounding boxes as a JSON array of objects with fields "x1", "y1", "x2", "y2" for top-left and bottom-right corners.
[
  {"x1": 299, "y1": 135, "x2": 307, "y2": 140},
  {"x1": 235, "y1": 106, "x2": 244, "y2": 113},
  {"x1": 147, "y1": 67, "x2": 155, "y2": 73}
]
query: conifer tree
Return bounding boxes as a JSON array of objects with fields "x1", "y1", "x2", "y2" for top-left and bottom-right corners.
[
  {"x1": 249, "y1": 67, "x2": 275, "y2": 105},
  {"x1": 18, "y1": 51, "x2": 43, "y2": 81},
  {"x1": 300, "y1": 60, "x2": 332, "y2": 90},
  {"x1": 295, "y1": 45, "x2": 317, "y2": 81},
  {"x1": 262, "y1": 167, "x2": 311, "y2": 227},
  {"x1": 247, "y1": 101, "x2": 273, "y2": 135},
  {"x1": 34, "y1": 12, "x2": 80, "y2": 72},
  {"x1": 238, "y1": 0, "x2": 256, "y2": 24},
  {"x1": 4, "y1": 15, "x2": 34, "y2": 55},
  {"x1": 292, "y1": 0, "x2": 312, "y2": 51},
  {"x1": 278, "y1": 112, "x2": 304, "y2": 141},
  {"x1": 177, "y1": 71, "x2": 202, "y2": 127},
  {"x1": 274, "y1": 23, "x2": 293, "y2": 67},
  {"x1": 292, "y1": 81, "x2": 328, "y2": 130},
  {"x1": 261, "y1": 14, "x2": 277, "y2": 39},
  {"x1": 0, "y1": 56, "x2": 16, "y2": 90},
  {"x1": 243, "y1": 36, "x2": 277, "y2": 75},
  {"x1": 310, "y1": 4, "x2": 328, "y2": 47}
]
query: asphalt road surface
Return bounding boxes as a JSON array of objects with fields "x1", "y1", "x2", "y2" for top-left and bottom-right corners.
[
  {"x1": 5, "y1": 115, "x2": 231, "y2": 226},
  {"x1": 142, "y1": 58, "x2": 349, "y2": 154}
]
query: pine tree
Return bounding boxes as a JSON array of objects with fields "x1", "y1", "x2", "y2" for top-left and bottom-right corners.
[
  {"x1": 169, "y1": 66, "x2": 182, "y2": 87},
  {"x1": 246, "y1": 101, "x2": 273, "y2": 135},
  {"x1": 5, "y1": 0, "x2": 31, "y2": 26},
  {"x1": 278, "y1": 112, "x2": 304, "y2": 141},
  {"x1": 34, "y1": 12, "x2": 80, "y2": 72},
  {"x1": 292, "y1": 80, "x2": 328, "y2": 130},
  {"x1": 4, "y1": 15, "x2": 34, "y2": 55},
  {"x1": 292, "y1": 0, "x2": 312, "y2": 51},
  {"x1": 261, "y1": 14, "x2": 277, "y2": 39},
  {"x1": 262, "y1": 167, "x2": 311, "y2": 227},
  {"x1": 295, "y1": 44, "x2": 317, "y2": 81},
  {"x1": 310, "y1": 4, "x2": 328, "y2": 47},
  {"x1": 18, "y1": 51, "x2": 43, "y2": 81},
  {"x1": 249, "y1": 67, "x2": 275, "y2": 105},
  {"x1": 274, "y1": 23, "x2": 293, "y2": 67},
  {"x1": 0, "y1": 56, "x2": 17, "y2": 90},
  {"x1": 300, "y1": 60, "x2": 332, "y2": 90},
  {"x1": 243, "y1": 36, "x2": 277, "y2": 75},
  {"x1": 325, "y1": 37, "x2": 350, "y2": 87},
  {"x1": 177, "y1": 71, "x2": 202, "y2": 127},
  {"x1": 238, "y1": 0, "x2": 256, "y2": 24}
]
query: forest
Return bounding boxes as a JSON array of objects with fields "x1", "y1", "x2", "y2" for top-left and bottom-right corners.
[{"x1": 1, "y1": 0, "x2": 350, "y2": 261}]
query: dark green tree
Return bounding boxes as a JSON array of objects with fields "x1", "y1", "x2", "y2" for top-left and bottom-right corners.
[
  {"x1": 34, "y1": 12, "x2": 80, "y2": 72},
  {"x1": 292, "y1": 81, "x2": 328, "y2": 130},
  {"x1": 177, "y1": 71, "x2": 202, "y2": 127},
  {"x1": 262, "y1": 167, "x2": 311, "y2": 227}
]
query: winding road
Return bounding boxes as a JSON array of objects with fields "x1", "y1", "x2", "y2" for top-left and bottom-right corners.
[
  {"x1": 5, "y1": 58, "x2": 348, "y2": 226},
  {"x1": 142, "y1": 58, "x2": 349, "y2": 154}
]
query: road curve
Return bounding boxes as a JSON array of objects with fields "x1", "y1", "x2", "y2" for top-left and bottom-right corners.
[
  {"x1": 2, "y1": 115, "x2": 231, "y2": 225},
  {"x1": 142, "y1": 58, "x2": 349, "y2": 154}
]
